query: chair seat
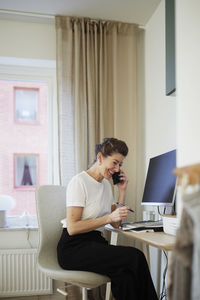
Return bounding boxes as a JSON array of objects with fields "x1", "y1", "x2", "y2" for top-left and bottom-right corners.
[
  {"x1": 39, "y1": 263, "x2": 110, "y2": 289},
  {"x1": 38, "y1": 247, "x2": 110, "y2": 288}
]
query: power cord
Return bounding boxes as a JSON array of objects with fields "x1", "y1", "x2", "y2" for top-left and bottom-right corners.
[
  {"x1": 26, "y1": 228, "x2": 34, "y2": 248},
  {"x1": 157, "y1": 196, "x2": 176, "y2": 217},
  {"x1": 159, "y1": 250, "x2": 168, "y2": 300},
  {"x1": 157, "y1": 206, "x2": 161, "y2": 216},
  {"x1": 157, "y1": 206, "x2": 166, "y2": 216}
]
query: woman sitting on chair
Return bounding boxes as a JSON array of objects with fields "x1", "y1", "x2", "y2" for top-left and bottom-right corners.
[{"x1": 57, "y1": 137, "x2": 158, "y2": 300}]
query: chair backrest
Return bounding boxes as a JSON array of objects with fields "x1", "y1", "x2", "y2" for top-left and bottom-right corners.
[{"x1": 35, "y1": 185, "x2": 66, "y2": 269}]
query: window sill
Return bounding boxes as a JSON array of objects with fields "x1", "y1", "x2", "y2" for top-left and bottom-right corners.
[
  {"x1": 0, "y1": 226, "x2": 38, "y2": 231},
  {"x1": 1, "y1": 215, "x2": 38, "y2": 230}
]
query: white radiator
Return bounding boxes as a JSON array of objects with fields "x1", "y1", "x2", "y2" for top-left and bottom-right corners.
[{"x1": 0, "y1": 248, "x2": 53, "y2": 297}]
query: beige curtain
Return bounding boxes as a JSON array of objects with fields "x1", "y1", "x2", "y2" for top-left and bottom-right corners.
[{"x1": 56, "y1": 16, "x2": 138, "y2": 203}]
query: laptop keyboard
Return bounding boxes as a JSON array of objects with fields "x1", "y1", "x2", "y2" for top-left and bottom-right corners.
[
  {"x1": 121, "y1": 220, "x2": 163, "y2": 231},
  {"x1": 133, "y1": 220, "x2": 163, "y2": 227}
]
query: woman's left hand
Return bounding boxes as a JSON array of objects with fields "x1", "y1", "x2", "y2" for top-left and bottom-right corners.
[{"x1": 117, "y1": 170, "x2": 128, "y2": 191}]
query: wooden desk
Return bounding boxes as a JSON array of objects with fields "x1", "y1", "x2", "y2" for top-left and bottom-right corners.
[
  {"x1": 106, "y1": 226, "x2": 176, "y2": 250},
  {"x1": 114, "y1": 229, "x2": 176, "y2": 251}
]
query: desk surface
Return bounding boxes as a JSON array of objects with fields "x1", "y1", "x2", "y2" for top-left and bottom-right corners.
[
  {"x1": 119, "y1": 229, "x2": 176, "y2": 251},
  {"x1": 106, "y1": 226, "x2": 176, "y2": 251}
]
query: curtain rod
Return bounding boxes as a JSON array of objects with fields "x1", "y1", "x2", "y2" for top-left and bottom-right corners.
[
  {"x1": 0, "y1": 9, "x2": 55, "y2": 23},
  {"x1": 0, "y1": 9, "x2": 144, "y2": 28}
]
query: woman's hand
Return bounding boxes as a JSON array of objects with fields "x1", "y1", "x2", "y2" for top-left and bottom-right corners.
[
  {"x1": 109, "y1": 206, "x2": 129, "y2": 223},
  {"x1": 117, "y1": 170, "x2": 128, "y2": 191}
]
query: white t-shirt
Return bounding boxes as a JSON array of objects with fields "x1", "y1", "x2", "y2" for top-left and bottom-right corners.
[{"x1": 61, "y1": 171, "x2": 114, "y2": 232}]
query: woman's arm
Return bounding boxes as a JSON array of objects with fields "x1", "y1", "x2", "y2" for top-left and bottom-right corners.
[
  {"x1": 116, "y1": 170, "x2": 128, "y2": 204},
  {"x1": 66, "y1": 205, "x2": 129, "y2": 235},
  {"x1": 109, "y1": 170, "x2": 130, "y2": 228}
]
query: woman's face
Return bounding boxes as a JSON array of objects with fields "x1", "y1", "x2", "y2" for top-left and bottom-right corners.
[{"x1": 98, "y1": 152, "x2": 124, "y2": 180}]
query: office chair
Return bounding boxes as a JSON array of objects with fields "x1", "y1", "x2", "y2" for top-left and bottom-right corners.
[{"x1": 35, "y1": 185, "x2": 111, "y2": 300}]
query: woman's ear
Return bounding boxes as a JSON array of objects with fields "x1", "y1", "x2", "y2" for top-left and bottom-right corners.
[{"x1": 97, "y1": 152, "x2": 102, "y2": 165}]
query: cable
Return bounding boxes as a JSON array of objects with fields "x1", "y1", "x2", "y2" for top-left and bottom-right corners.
[
  {"x1": 157, "y1": 206, "x2": 167, "y2": 217},
  {"x1": 159, "y1": 250, "x2": 168, "y2": 300},
  {"x1": 157, "y1": 206, "x2": 164, "y2": 217},
  {"x1": 26, "y1": 228, "x2": 34, "y2": 248},
  {"x1": 159, "y1": 254, "x2": 167, "y2": 299},
  {"x1": 157, "y1": 206, "x2": 161, "y2": 216}
]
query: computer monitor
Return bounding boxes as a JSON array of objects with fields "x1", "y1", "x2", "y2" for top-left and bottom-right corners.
[{"x1": 141, "y1": 150, "x2": 177, "y2": 206}]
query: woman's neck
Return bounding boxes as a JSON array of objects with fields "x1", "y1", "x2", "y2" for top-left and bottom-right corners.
[{"x1": 86, "y1": 164, "x2": 104, "y2": 182}]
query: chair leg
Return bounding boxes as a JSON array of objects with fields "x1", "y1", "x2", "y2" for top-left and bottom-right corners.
[
  {"x1": 82, "y1": 287, "x2": 88, "y2": 300},
  {"x1": 57, "y1": 283, "x2": 68, "y2": 298},
  {"x1": 105, "y1": 282, "x2": 111, "y2": 300}
]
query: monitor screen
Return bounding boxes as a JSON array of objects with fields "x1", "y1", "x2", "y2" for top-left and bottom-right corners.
[{"x1": 141, "y1": 150, "x2": 177, "y2": 206}]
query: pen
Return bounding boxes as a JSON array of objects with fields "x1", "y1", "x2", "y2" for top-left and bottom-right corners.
[{"x1": 115, "y1": 202, "x2": 134, "y2": 213}]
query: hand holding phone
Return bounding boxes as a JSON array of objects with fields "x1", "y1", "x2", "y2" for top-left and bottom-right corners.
[{"x1": 112, "y1": 171, "x2": 123, "y2": 185}]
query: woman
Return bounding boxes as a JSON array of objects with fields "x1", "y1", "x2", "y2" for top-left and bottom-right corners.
[{"x1": 57, "y1": 137, "x2": 158, "y2": 300}]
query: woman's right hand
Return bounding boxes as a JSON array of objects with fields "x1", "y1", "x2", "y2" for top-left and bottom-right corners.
[{"x1": 109, "y1": 206, "x2": 129, "y2": 223}]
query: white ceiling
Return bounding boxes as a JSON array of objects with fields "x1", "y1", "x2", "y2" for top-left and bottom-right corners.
[{"x1": 0, "y1": 0, "x2": 161, "y2": 25}]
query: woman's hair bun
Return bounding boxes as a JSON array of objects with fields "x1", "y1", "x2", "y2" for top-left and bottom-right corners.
[{"x1": 93, "y1": 137, "x2": 128, "y2": 163}]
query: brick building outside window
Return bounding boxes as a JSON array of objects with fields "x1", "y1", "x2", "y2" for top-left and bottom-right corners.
[{"x1": 0, "y1": 80, "x2": 48, "y2": 216}]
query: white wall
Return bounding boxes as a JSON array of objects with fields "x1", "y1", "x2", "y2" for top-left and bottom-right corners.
[
  {"x1": 144, "y1": 0, "x2": 176, "y2": 163},
  {"x1": 0, "y1": 18, "x2": 56, "y2": 60},
  {"x1": 137, "y1": 0, "x2": 177, "y2": 217},
  {"x1": 139, "y1": 0, "x2": 177, "y2": 293},
  {"x1": 176, "y1": 0, "x2": 200, "y2": 166}
]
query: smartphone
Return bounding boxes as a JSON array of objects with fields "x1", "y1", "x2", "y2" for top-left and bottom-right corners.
[{"x1": 112, "y1": 171, "x2": 123, "y2": 185}]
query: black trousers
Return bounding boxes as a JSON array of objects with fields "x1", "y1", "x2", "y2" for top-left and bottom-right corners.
[{"x1": 57, "y1": 229, "x2": 158, "y2": 300}]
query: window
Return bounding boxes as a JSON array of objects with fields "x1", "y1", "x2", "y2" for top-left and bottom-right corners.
[
  {"x1": 0, "y1": 57, "x2": 58, "y2": 220},
  {"x1": 14, "y1": 154, "x2": 38, "y2": 188},
  {"x1": 15, "y1": 88, "x2": 38, "y2": 122}
]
